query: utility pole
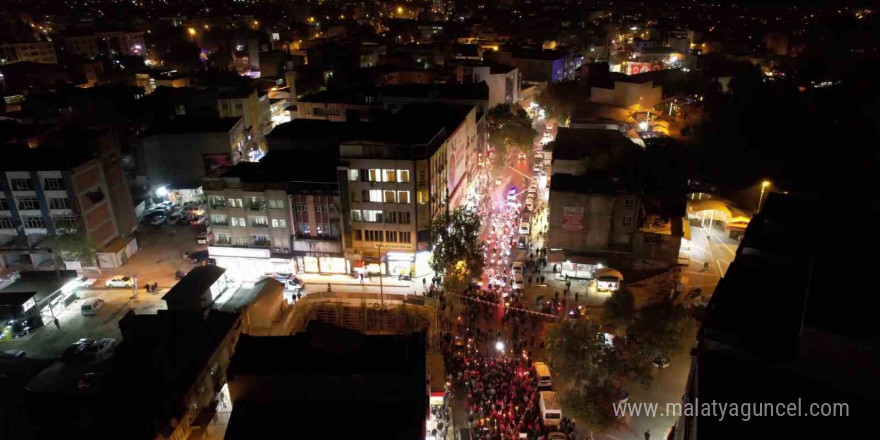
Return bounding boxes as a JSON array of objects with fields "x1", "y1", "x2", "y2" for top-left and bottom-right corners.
[{"x1": 376, "y1": 242, "x2": 384, "y2": 310}]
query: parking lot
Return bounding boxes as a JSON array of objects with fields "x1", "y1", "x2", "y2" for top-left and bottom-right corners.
[{"x1": 1, "y1": 220, "x2": 208, "y2": 359}]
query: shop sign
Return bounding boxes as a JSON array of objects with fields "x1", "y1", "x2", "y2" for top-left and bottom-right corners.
[
  {"x1": 208, "y1": 246, "x2": 270, "y2": 259},
  {"x1": 562, "y1": 207, "x2": 584, "y2": 231}
]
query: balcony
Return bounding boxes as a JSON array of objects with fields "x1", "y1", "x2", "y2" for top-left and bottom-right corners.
[
  {"x1": 214, "y1": 237, "x2": 231, "y2": 245},
  {"x1": 210, "y1": 202, "x2": 228, "y2": 210},
  {"x1": 248, "y1": 202, "x2": 266, "y2": 211},
  {"x1": 248, "y1": 222, "x2": 268, "y2": 228},
  {"x1": 251, "y1": 240, "x2": 271, "y2": 248},
  {"x1": 212, "y1": 220, "x2": 229, "y2": 227}
]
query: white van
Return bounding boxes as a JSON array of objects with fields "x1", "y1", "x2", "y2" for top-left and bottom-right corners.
[
  {"x1": 539, "y1": 391, "x2": 562, "y2": 427},
  {"x1": 81, "y1": 298, "x2": 105, "y2": 316},
  {"x1": 534, "y1": 362, "x2": 552, "y2": 388}
]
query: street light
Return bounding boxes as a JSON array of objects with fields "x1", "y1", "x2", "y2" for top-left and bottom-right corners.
[
  {"x1": 495, "y1": 341, "x2": 505, "y2": 352},
  {"x1": 187, "y1": 27, "x2": 196, "y2": 41},
  {"x1": 757, "y1": 180, "x2": 771, "y2": 213}
]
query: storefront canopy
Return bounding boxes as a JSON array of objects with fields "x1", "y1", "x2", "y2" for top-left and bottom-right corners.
[{"x1": 548, "y1": 251, "x2": 604, "y2": 265}]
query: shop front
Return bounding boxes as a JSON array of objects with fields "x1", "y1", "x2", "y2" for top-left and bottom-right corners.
[
  {"x1": 548, "y1": 251, "x2": 604, "y2": 280},
  {"x1": 293, "y1": 252, "x2": 348, "y2": 274},
  {"x1": 385, "y1": 252, "x2": 415, "y2": 277},
  {"x1": 208, "y1": 246, "x2": 292, "y2": 282}
]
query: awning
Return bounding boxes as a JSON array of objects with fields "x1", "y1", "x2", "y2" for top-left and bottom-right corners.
[{"x1": 595, "y1": 268, "x2": 624, "y2": 280}]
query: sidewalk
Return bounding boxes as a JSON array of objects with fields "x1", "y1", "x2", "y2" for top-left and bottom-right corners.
[{"x1": 296, "y1": 272, "x2": 434, "y2": 296}]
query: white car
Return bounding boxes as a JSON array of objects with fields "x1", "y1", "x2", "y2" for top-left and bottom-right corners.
[
  {"x1": 517, "y1": 151, "x2": 528, "y2": 160},
  {"x1": 507, "y1": 188, "x2": 517, "y2": 202},
  {"x1": 75, "y1": 276, "x2": 97, "y2": 287},
  {"x1": 519, "y1": 222, "x2": 530, "y2": 235},
  {"x1": 150, "y1": 215, "x2": 167, "y2": 226},
  {"x1": 512, "y1": 273, "x2": 525, "y2": 290},
  {"x1": 524, "y1": 199, "x2": 534, "y2": 212},
  {"x1": 105, "y1": 276, "x2": 134, "y2": 288},
  {"x1": 533, "y1": 163, "x2": 542, "y2": 173},
  {"x1": 527, "y1": 184, "x2": 537, "y2": 194},
  {"x1": 511, "y1": 261, "x2": 524, "y2": 275}
]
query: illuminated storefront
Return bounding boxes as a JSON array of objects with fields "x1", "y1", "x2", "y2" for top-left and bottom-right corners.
[
  {"x1": 293, "y1": 252, "x2": 348, "y2": 274},
  {"x1": 209, "y1": 247, "x2": 294, "y2": 281}
]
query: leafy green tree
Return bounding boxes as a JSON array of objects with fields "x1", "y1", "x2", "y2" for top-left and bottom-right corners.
[
  {"x1": 45, "y1": 231, "x2": 100, "y2": 274},
  {"x1": 486, "y1": 103, "x2": 537, "y2": 172},
  {"x1": 602, "y1": 288, "x2": 635, "y2": 330},
  {"x1": 628, "y1": 299, "x2": 693, "y2": 357},
  {"x1": 534, "y1": 80, "x2": 590, "y2": 124},
  {"x1": 566, "y1": 380, "x2": 627, "y2": 433},
  {"x1": 544, "y1": 319, "x2": 606, "y2": 386},
  {"x1": 429, "y1": 207, "x2": 484, "y2": 294}
]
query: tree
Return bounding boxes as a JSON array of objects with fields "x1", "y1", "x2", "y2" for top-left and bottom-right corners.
[
  {"x1": 544, "y1": 319, "x2": 606, "y2": 386},
  {"x1": 429, "y1": 207, "x2": 484, "y2": 294},
  {"x1": 534, "y1": 80, "x2": 590, "y2": 124},
  {"x1": 44, "y1": 231, "x2": 100, "y2": 274},
  {"x1": 602, "y1": 288, "x2": 635, "y2": 330},
  {"x1": 566, "y1": 380, "x2": 627, "y2": 433},
  {"x1": 628, "y1": 299, "x2": 693, "y2": 358},
  {"x1": 486, "y1": 103, "x2": 537, "y2": 172}
]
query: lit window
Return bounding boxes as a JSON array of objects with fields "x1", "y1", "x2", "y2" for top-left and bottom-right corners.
[
  {"x1": 383, "y1": 169, "x2": 396, "y2": 182},
  {"x1": 349, "y1": 169, "x2": 359, "y2": 181},
  {"x1": 383, "y1": 190, "x2": 396, "y2": 203},
  {"x1": 397, "y1": 170, "x2": 411, "y2": 182},
  {"x1": 397, "y1": 191, "x2": 411, "y2": 204}
]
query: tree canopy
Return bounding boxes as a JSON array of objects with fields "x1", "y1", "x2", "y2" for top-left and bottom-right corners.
[
  {"x1": 429, "y1": 207, "x2": 485, "y2": 293},
  {"x1": 486, "y1": 103, "x2": 537, "y2": 171}
]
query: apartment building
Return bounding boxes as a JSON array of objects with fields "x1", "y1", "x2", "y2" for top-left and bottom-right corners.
[
  {"x1": 491, "y1": 49, "x2": 583, "y2": 83},
  {"x1": 202, "y1": 151, "x2": 343, "y2": 280},
  {"x1": 454, "y1": 62, "x2": 520, "y2": 108},
  {"x1": 134, "y1": 69, "x2": 193, "y2": 94},
  {"x1": 62, "y1": 30, "x2": 146, "y2": 59},
  {"x1": 217, "y1": 87, "x2": 272, "y2": 157},
  {"x1": 0, "y1": 127, "x2": 138, "y2": 270},
  {"x1": 0, "y1": 41, "x2": 57, "y2": 65},
  {"x1": 134, "y1": 116, "x2": 245, "y2": 194},
  {"x1": 339, "y1": 104, "x2": 478, "y2": 277}
]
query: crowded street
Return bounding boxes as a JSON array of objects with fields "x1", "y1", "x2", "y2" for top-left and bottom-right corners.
[{"x1": 427, "y1": 119, "x2": 584, "y2": 440}]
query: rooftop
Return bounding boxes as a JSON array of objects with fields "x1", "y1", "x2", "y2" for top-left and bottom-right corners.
[
  {"x1": 1, "y1": 126, "x2": 115, "y2": 171},
  {"x1": 161, "y1": 265, "x2": 226, "y2": 305},
  {"x1": 0, "y1": 270, "x2": 78, "y2": 306},
  {"x1": 218, "y1": 87, "x2": 256, "y2": 99},
  {"x1": 225, "y1": 322, "x2": 427, "y2": 440},
  {"x1": 146, "y1": 116, "x2": 242, "y2": 135},
  {"x1": 550, "y1": 127, "x2": 642, "y2": 161}
]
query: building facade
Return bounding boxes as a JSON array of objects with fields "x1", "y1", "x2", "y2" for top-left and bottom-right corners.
[
  {"x1": 62, "y1": 30, "x2": 146, "y2": 59},
  {"x1": 0, "y1": 128, "x2": 138, "y2": 270},
  {"x1": 134, "y1": 116, "x2": 245, "y2": 192},
  {"x1": 217, "y1": 88, "x2": 271, "y2": 157},
  {"x1": 203, "y1": 154, "x2": 344, "y2": 280},
  {"x1": 454, "y1": 63, "x2": 520, "y2": 108},
  {"x1": 0, "y1": 41, "x2": 57, "y2": 65}
]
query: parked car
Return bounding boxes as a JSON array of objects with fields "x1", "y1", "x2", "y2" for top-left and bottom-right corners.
[
  {"x1": 105, "y1": 275, "x2": 134, "y2": 288},
  {"x1": 81, "y1": 298, "x2": 105, "y2": 316},
  {"x1": 527, "y1": 184, "x2": 537, "y2": 194},
  {"x1": 519, "y1": 222, "x2": 530, "y2": 235},
  {"x1": 167, "y1": 213, "x2": 182, "y2": 225},
  {"x1": 150, "y1": 215, "x2": 167, "y2": 226},
  {"x1": 75, "y1": 275, "x2": 96, "y2": 287},
  {"x1": 524, "y1": 199, "x2": 534, "y2": 212},
  {"x1": 517, "y1": 151, "x2": 528, "y2": 160},
  {"x1": 517, "y1": 235, "x2": 528, "y2": 249},
  {"x1": 512, "y1": 273, "x2": 525, "y2": 290},
  {"x1": 62, "y1": 338, "x2": 116, "y2": 363},
  {"x1": 187, "y1": 250, "x2": 210, "y2": 264},
  {"x1": 532, "y1": 163, "x2": 542, "y2": 173},
  {"x1": 189, "y1": 215, "x2": 206, "y2": 225}
]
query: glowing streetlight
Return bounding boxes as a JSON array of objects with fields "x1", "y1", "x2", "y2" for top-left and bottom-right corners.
[
  {"x1": 757, "y1": 180, "x2": 771, "y2": 212},
  {"x1": 638, "y1": 121, "x2": 648, "y2": 131},
  {"x1": 155, "y1": 186, "x2": 168, "y2": 197},
  {"x1": 495, "y1": 341, "x2": 505, "y2": 352},
  {"x1": 397, "y1": 6, "x2": 404, "y2": 14},
  {"x1": 187, "y1": 27, "x2": 196, "y2": 41}
]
